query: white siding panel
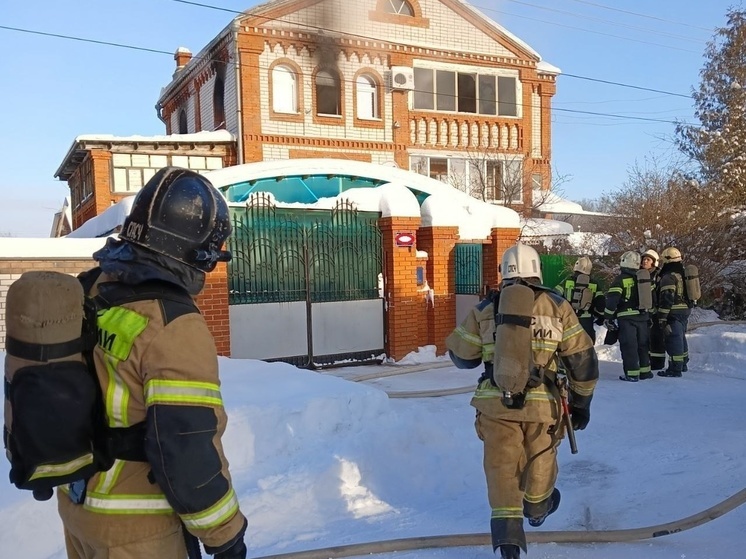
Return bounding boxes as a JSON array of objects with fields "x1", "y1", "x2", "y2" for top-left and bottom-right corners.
[
  {"x1": 201, "y1": 74, "x2": 216, "y2": 132},
  {"x1": 224, "y1": 48, "x2": 239, "y2": 136},
  {"x1": 531, "y1": 91, "x2": 541, "y2": 158}
]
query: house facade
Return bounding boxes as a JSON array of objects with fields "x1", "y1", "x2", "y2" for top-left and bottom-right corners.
[{"x1": 158, "y1": 0, "x2": 558, "y2": 214}]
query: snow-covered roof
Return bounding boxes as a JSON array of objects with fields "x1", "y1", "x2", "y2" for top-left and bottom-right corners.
[
  {"x1": 0, "y1": 237, "x2": 107, "y2": 258},
  {"x1": 55, "y1": 130, "x2": 236, "y2": 181},
  {"x1": 204, "y1": 159, "x2": 521, "y2": 238},
  {"x1": 71, "y1": 130, "x2": 234, "y2": 144},
  {"x1": 66, "y1": 196, "x2": 136, "y2": 239}
]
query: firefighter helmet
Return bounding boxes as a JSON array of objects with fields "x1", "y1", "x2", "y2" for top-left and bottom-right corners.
[
  {"x1": 641, "y1": 249, "x2": 659, "y2": 268},
  {"x1": 500, "y1": 244, "x2": 543, "y2": 283},
  {"x1": 620, "y1": 251, "x2": 641, "y2": 269},
  {"x1": 120, "y1": 167, "x2": 232, "y2": 272},
  {"x1": 661, "y1": 247, "x2": 682, "y2": 263},
  {"x1": 573, "y1": 256, "x2": 592, "y2": 275}
]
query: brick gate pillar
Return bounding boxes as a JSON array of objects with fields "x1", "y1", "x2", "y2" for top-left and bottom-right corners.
[
  {"x1": 483, "y1": 227, "x2": 521, "y2": 291},
  {"x1": 417, "y1": 225, "x2": 459, "y2": 355},
  {"x1": 379, "y1": 216, "x2": 423, "y2": 361},
  {"x1": 196, "y1": 261, "x2": 230, "y2": 357}
]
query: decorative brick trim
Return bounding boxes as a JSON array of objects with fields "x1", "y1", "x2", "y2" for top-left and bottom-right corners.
[{"x1": 288, "y1": 149, "x2": 371, "y2": 162}]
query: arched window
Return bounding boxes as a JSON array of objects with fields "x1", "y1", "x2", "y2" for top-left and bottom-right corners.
[
  {"x1": 272, "y1": 65, "x2": 298, "y2": 114},
  {"x1": 178, "y1": 109, "x2": 188, "y2": 134},
  {"x1": 315, "y1": 69, "x2": 341, "y2": 116},
  {"x1": 356, "y1": 75, "x2": 378, "y2": 119},
  {"x1": 383, "y1": 0, "x2": 414, "y2": 16},
  {"x1": 213, "y1": 76, "x2": 225, "y2": 129}
]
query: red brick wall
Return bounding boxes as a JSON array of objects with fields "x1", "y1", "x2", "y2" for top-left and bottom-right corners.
[
  {"x1": 0, "y1": 257, "x2": 230, "y2": 357},
  {"x1": 483, "y1": 227, "x2": 521, "y2": 290},
  {"x1": 379, "y1": 216, "x2": 424, "y2": 361},
  {"x1": 417, "y1": 226, "x2": 459, "y2": 354}
]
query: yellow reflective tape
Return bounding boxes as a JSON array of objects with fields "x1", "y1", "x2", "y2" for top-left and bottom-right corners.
[
  {"x1": 492, "y1": 507, "x2": 523, "y2": 519},
  {"x1": 525, "y1": 487, "x2": 555, "y2": 503},
  {"x1": 181, "y1": 489, "x2": 240, "y2": 530},
  {"x1": 94, "y1": 459, "x2": 125, "y2": 495},
  {"x1": 561, "y1": 323, "x2": 585, "y2": 341},
  {"x1": 97, "y1": 307, "x2": 149, "y2": 362},
  {"x1": 83, "y1": 491, "x2": 173, "y2": 515},
  {"x1": 145, "y1": 379, "x2": 223, "y2": 407},
  {"x1": 105, "y1": 352, "x2": 131, "y2": 427},
  {"x1": 455, "y1": 325, "x2": 482, "y2": 347},
  {"x1": 29, "y1": 453, "x2": 94, "y2": 480}
]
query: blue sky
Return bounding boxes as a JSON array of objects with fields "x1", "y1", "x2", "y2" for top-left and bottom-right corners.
[{"x1": 0, "y1": 0, "x2": 735, "y2": 236}]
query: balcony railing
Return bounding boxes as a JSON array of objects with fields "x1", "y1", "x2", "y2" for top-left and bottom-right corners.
[{"x1": 409, "y1": 114, "x2": 523, "y2": 151}]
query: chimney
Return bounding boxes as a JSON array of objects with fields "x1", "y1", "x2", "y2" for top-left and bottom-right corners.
[{"x1": 174, "y1": 47, "x2": 192, "y2": 74}]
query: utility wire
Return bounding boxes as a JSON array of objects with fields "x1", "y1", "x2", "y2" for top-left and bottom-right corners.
[
  {"x1": 168, "y1": 0, "x2": 694, "y2": 97},
  {"x1": 0, "y1": 23, "x2": 694, "y2": 125},
  {"x1": 499, "y1": 0, "x2": 705, "y2": 44},
  {"x1": 565, "y1": 0, "x2": 715, "y2": 32}
]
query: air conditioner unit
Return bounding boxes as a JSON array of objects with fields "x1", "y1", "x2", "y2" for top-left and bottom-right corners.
[{"x1": 391, "y1": 66, "x2": 415, "y2": 90}]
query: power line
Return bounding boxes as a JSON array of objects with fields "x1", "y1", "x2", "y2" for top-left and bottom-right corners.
[
  {"x1": 499, "y1": 0, "x2": 704, "y2": 44},
  {"x1": 167, "y1": 0, "x2": 694, "y2": 97},
  {"x1": 0, "y1": 23, "x2": 693, "y2": 125},
  {"x1": 565, "y1": 0, "x2": 715, "y2": 32}
]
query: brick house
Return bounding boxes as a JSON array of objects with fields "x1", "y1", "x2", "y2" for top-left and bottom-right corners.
[{"x1": 157, "y1": 0, "x2": 558, "y2": 215}]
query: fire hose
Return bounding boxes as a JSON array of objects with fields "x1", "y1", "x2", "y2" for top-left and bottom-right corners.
[
  {"x1": 291, "y1": 324, "x2": 746, "y2": 558},
  {"x1": 253, "y1": 488, "x2": 746, "y2": 559}
]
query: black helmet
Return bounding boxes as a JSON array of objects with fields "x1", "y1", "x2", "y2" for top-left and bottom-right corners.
[{"x1": 120, "y1": 167, "x2": 232, "y2": 272}]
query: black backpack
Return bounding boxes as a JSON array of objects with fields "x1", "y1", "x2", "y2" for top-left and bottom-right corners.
[{"x1": 3, "y1": 268, "x2": 196, "y2": 501}]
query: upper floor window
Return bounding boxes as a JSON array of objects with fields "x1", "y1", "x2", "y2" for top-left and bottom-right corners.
[
  {"x1": 383, "y1": 0, "x2": 413, "y2": 16},
  {"x1": 316, "y1": 69, "x2": 341, "y2": 116},
  {"x1": 356, "y1": 75, "x2": 379, "y2": 119},
  {"x1": 413, "y1": 68, "x2": 518, "y2": 117},
  {"x1": 213, "y1": 76, "x2": 226, "y2": 129},
  {"x1": 178, "y1": 109, "x2": 188, "y2": 134},
  {"x1": 272, "y1": 65, "x2": 298, "y2": 114}
]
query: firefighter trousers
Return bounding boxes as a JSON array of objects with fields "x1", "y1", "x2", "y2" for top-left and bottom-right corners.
[
  {"x1": 618, "y1": 317, "x2": 651, "y2": 378},
  {"x1": 59, "y1": 494, "x2": 187, "y2": 559},
  {"x1": 664, "y1": 315, "x2": 689, "y2": 373},
  {"x1": 476, "y1": 412, "x2": 560, "y2": 552}
]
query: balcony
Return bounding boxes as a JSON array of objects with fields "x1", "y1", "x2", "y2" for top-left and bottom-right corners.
[{"x1": 408, "y1": 113, "x2": 523, "y2": 151}]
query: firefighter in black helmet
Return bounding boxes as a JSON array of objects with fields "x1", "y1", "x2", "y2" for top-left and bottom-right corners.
[{"x1": 58, "y1": 167, "x2": 247, "y2": 559}]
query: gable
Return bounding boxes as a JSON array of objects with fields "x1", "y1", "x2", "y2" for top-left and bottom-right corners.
[{"x1": 240, "y1": 0, "x2": 541, "y2": 63}]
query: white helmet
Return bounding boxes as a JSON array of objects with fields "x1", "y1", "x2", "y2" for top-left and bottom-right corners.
[
  {"x1": 573, "y1": 256, "x2": 592, "y2": 275},
  {"x1": 661, "y1": 247, "x2": 682, "y2": 263},
  {"x1": 500, "y1": 243, "x2": 542, "y2": 283},
  {"x1": 620, "y1": 251, "x2": 641, "y2": 269},
  {"x1": 641, "y1": 249, "x2": 659, "y2": 268}
]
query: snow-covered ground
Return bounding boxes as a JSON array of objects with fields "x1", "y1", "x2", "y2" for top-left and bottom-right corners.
[{"x1": 1, "y1": 309, "x2": 745, "y2": 559}]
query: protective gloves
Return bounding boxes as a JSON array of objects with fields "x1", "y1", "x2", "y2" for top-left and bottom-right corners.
[
  {"x1": 213, "y1": 540, "x2": 247, "y2": 559},
  {"x1": 659, "y1": 319, "x2": 672, "y2": 336},
  {"x1": 570, "y1": 406, "x2": 590, "y2": 431},
  {"x1": 603, "y1": 319, "x2": 618, "y2": 331}
]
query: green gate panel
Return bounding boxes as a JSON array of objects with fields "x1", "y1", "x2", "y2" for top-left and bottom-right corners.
[{"x1": 455, "y1": 244, "x2": 483, "y2": 295}]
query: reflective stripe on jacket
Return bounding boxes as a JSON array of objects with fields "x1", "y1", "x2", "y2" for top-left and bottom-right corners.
[
  {"x1": 58, "y1": 272, "x2": 246, "y2": 551},
  {"x1": 446, "y1": 286, "x2": 598, "y2": 423}
]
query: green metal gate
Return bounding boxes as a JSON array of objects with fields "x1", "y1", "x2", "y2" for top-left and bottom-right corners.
[
  {"x1": 455, "y1": 243, "x2": 483, "y2": 295},
  {"x1": 227, "y1": 193, "x2": 383, "y2": 366}
]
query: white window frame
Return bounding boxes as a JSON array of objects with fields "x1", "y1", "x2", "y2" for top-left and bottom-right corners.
[
  {"x1": 272, "y1": 65, "x2": 298, "y2": 114},
  {"x1": 356, "y1": 75, "x2": 379, "y2": 120}
]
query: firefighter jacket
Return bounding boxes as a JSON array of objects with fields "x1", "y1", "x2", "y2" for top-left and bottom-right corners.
[
  {"x1": 554, "y1": 273, "x2": 600, "y2": 319},
  {"x1": 446, "y1": 286, "x2": 598, "y2": 424},
  {"x1": 604, "y1": 268, "x2": 648, "y2": 320},
  {"x1": 657, "y1": 262, "x2": 692, "y2": 321},
  {"x1": 57, "y1": 271, "x2": 246, "y2": 552}
]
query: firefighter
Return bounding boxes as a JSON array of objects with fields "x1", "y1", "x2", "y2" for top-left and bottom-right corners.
[
  {"x1": 641, "y1": 249, "x2": 666, "y2": 372},
  {"x1": 57, "y1": 168, "x2": 247, "y2": 559},
  {"x1": 554, "y1": 256, "x2": 605, "y2": 343},
  {"x1": 604, "y1": 251, "x2": 652, "y2": 382},
  {"x1": 656, "y1": 247, "x2": 692, "y2": 377},
  {"x1": 446, "y1": 243, "x2": 598, "y2": 559}
]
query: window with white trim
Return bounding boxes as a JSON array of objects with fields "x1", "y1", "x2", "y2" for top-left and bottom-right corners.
[
  {"x1": 356, "y1": 75, "x2": 379, "y2": 119},
  {"x1": 383, "y1": 0, "x2": 413, "y2": 16},
  {"x1": 272, "y1": 65, "x2": 298, "y2": 114},
  {"x1": 413, "y1": 68, "x2": 518, "y2": 117},
  {"x1": 410, "y1": 155, "x2": 523, "y2": 202},
  {"x1": 111, "y1": 154, "x2": 224, "y2": 193}
]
